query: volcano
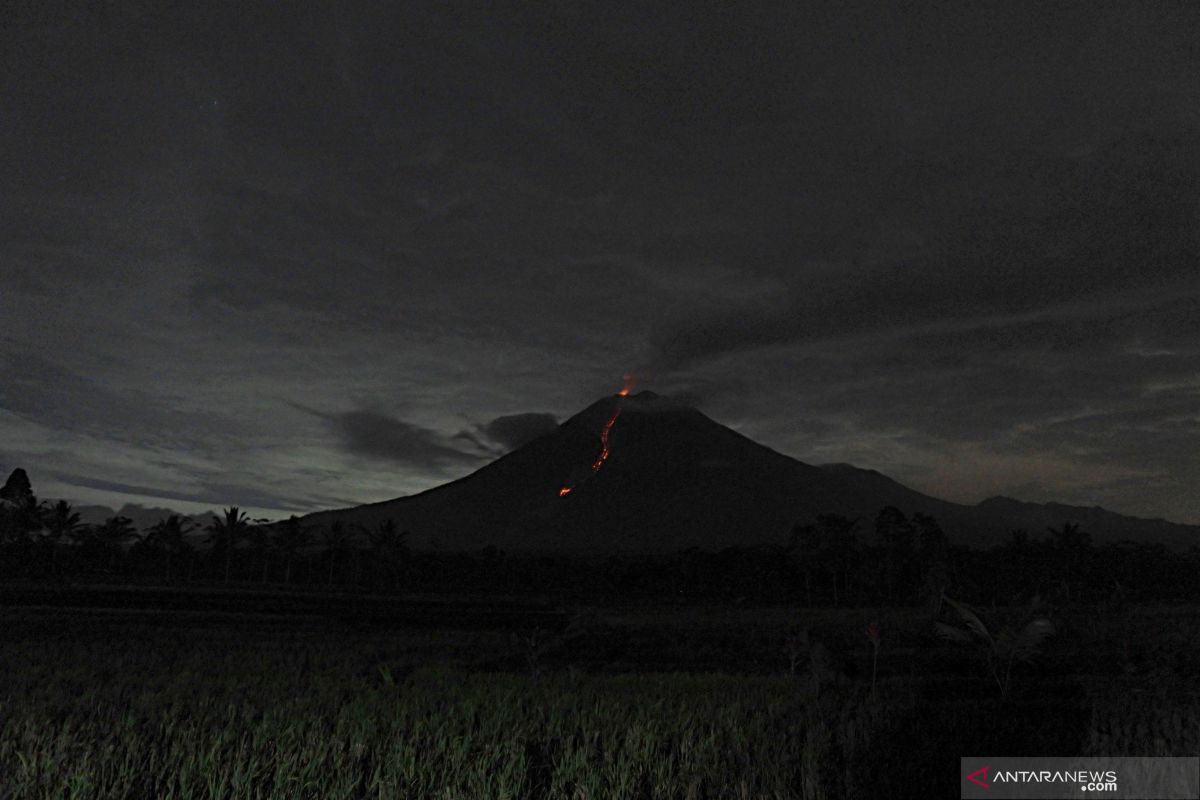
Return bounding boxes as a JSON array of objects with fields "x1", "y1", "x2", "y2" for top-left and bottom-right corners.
[{"x1": 299, "y1": 391, "x2": 1200, "y2": 553}]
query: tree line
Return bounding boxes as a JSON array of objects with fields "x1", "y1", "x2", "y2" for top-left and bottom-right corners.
[
  {"x1": 2, "y1": 468, "x2": 1196, "y2": 604},
  {"x1": 0, "y1": 469, "x2": 408, "y2": 589}
]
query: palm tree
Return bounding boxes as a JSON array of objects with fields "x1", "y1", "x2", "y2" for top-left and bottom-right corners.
[
  {"x1": 272, "y1": 516, "x2": 311, "y2": 584},
  {"x1": 248, "y1": 523, "x2": 274, "y2": 584},
  {"x1": 361, "y1": 519, "x2": 408, "y2": 590},
  {"x1": 42, "y1": 500, "x2": 82, "y2": 575},
  {"x1": 322, "y1": 521, "x2": 350, "y2": 587},
  {"x1": 1047, "y1": 522, "x2": 1091, "y2": 600},
  {"x1": 92, "y1": 516, "x2": 140, "y2": 576},
  {"x1": 206, "y1": 507, "x2": 253, "y2": 584},
  {"x1": 143, "y1": 515, "x2": 194, "y2": 583},
  {"x1": 1048, "y1": 522, "x2": 1089, "y2": 550}
]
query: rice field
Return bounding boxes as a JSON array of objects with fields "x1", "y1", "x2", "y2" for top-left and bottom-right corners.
[
  {"x1": 0, "y1": 596, "x2": 1196, "y2": 799},
  {"x1": 0, "y1": 610, "x2": 808, "y2": 799},
  {"x1": 0, "y1": 668, "x2": 809, "y2": 799}
]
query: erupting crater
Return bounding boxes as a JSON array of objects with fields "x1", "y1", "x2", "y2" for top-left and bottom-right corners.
[{"x1": 558, "y1": 375, "x2": 634, "y2": 497}]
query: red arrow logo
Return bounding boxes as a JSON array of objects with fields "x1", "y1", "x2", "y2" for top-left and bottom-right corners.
[{"x1": 967, "y1": 766, "x2": 990, "y2": 788}]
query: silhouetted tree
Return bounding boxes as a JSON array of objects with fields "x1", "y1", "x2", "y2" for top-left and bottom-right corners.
[
  {"x1": 91, "y1": 516, "x2": 139, "y2": 575},
  {"x1": 913, "y1": 512, "x2": 949, "y2": 606},
  {"x1": 1003, "y1": 529, "x2": 1040, "y2": 598},
  {"x1": 0, "y1": 468, "x2": 33, "y2": 504},
  {"x1": 1048, "y1": 521, "x2": 1089, "y2": 550},
  {"x1": 272, "y1": 516, "x2": 311, "y2": 584},
  {"x1": 248, "y1": 522, "x2": 274, "y2": 584},
  {"x1": 1048, "y1": 522, "x2": 1091, "y2": 600},
  {"x1": 143, "y1": 515, "x2": 194, "y2": 583},
  {"x1": 815, "y1": 514, "x2": 860, "y2": 606},
  {"x1": 0, "y1": 468, "x2": 44, "y2": 547},
  {"x1": 875, "y1": 506, "x2": 915, "y2": 602},
  {"x1": 1008, "y1": 528, "x2": 1031, "y2": 549},
  {"x1": 789, "y1": 522, "x2": 822, "y2": 606},
  {"x1": 914, "y1": 512, "x2": 947, "y2": 556},
  {"x1": 42, "y1": 500, "x2": 82, "y2": 575},
  {"x1": 206, "y1": 507, "x2": 253, "y2": 584},
  {"x1": 361, "y1": 519, "x2": 408, "y2": 590},
  {"x1": 875, "y1": 506, "x2": 914, "y2": 551},
  {"x1": 322, "y1": 521, "x2": 350, "y2": 586}
]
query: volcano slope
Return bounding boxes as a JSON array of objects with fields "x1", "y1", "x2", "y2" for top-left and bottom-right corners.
[{"x1": 299, "y1": 391, "x2": 1200, "y2": 553}]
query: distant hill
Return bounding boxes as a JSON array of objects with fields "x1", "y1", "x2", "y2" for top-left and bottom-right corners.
[
  {"x1": 75, "y1": 504, "x2": 217, "y2": 540},
  {"x1": 964, "y1": 495, "x2": 1198, "y2": 549},
  {"x1": 298, "y1": 391, "x2": 1199, "y2": 553}
]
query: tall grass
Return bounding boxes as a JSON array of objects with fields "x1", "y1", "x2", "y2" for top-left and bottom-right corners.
[
  {"x1": 0, "y1": 628, "x2": 809, "y2": 799},
  {"x1": 1, "y1": 603, "x2": 1194, "y2": 799}
]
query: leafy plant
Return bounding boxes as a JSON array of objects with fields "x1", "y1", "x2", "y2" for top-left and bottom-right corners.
[{"x1": 934, "y1": 594, "x2": 1055, "y2": 700}]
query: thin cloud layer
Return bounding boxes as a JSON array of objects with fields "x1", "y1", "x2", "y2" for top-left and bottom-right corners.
[
  {"x1": 303, "y1": 407, "x2": 487, "y2": 471},
  {"x1": 475, "y1": 413, "x2": 560, "y2": 452},
  {"x1": 2, "y1": 4, "x2": 1198, "y2": 523}
]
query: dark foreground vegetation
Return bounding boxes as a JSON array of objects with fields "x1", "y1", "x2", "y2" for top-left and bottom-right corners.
[
  {"x1": 1, "y1": 468, "x2": 1198, "y2": 798},
  {"x1": 2, "y1": 468, "x2": 1197, "y2": 607},
  {"x1": 1, "y1": 598, "x2": 1197, "y2": 799}
]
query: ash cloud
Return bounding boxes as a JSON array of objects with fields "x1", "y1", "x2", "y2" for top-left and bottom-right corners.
[
  {"x1": 647, "y1": 300, "x2": 803, "y2": 374},
  {"x1": 645, "y1": 124, "x2": 1200, "y2": 376},
  {"x1": 335, "y1": 410, "x2": 485, "y2": 468},
  {"x1": 474, "y1": 413, "x2": 560, "y2": 452},
  {"x1": 294, "y1": 405, "x2": 487, "y2": 470}
]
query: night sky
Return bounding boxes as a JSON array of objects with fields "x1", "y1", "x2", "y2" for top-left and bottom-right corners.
[{"x1": 3, "y1": 3, "x2": 1199, "y2": 524}]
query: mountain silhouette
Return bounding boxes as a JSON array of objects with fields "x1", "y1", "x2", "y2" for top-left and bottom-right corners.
[
  {"x1": 299, "y1": 391, "x2": 1199, "y2": 553},
  {"x1": 75, "y1": 504, "x2": 217, "y2": 540}
]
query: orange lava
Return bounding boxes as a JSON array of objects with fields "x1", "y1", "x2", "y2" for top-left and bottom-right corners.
[
  {"x1": 590, "y1": 403, "x2": 621, "y2": 471},
  {"x1": 558, "y1": 377, "x2": 633, "y2": 497},
  {"x1": 618, "y1": 372, "x2": 635, "y2": 396}
]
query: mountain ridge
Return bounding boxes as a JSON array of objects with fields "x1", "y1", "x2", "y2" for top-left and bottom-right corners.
[
  {"x1": 296, "y1": 392, "x2": 1199, "y2": 553},
  {"x1": 75, "y1": 503, "x2": 218, "y2": 533}
]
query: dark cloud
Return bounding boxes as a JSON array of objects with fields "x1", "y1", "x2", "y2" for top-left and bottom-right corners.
[
  {"x1": 0, "y1": 349, "x2": 249, "y2": 446},
  {"x1": 734, "y1": 305, "x2": 1200, "y2": 442},
  {"x1": 3, "y1": 3, "x2": 1200, "y2": 523},
  {"x1": 310, "y1": 408, "x2": 486, "y2": 470},
  {"x1": 647, "y1": 299, "x2": 797, "y2": 374},
  {"x1": 647, "y1": 140, "x2": 1200, "y2": 373},
  {"x1": 475, "y1": 413, "x2": 560, "y2": 452},
  {"x1": 53, "y1": 473, "x2": 311, "y2": 514}
]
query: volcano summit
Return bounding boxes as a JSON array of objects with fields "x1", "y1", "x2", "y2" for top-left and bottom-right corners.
[{"x1": 299, "y1": 392, "x2": 1200, "y2": 553}]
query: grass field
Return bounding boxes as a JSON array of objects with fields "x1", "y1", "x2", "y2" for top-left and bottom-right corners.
[{"x1": 0, "y1": 589, "x2": 1197, "y2": 799}]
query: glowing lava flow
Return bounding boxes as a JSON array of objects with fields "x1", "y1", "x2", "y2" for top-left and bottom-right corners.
[{"x1": 558, "y1": 376, "x2": 633, "y2": 497}]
